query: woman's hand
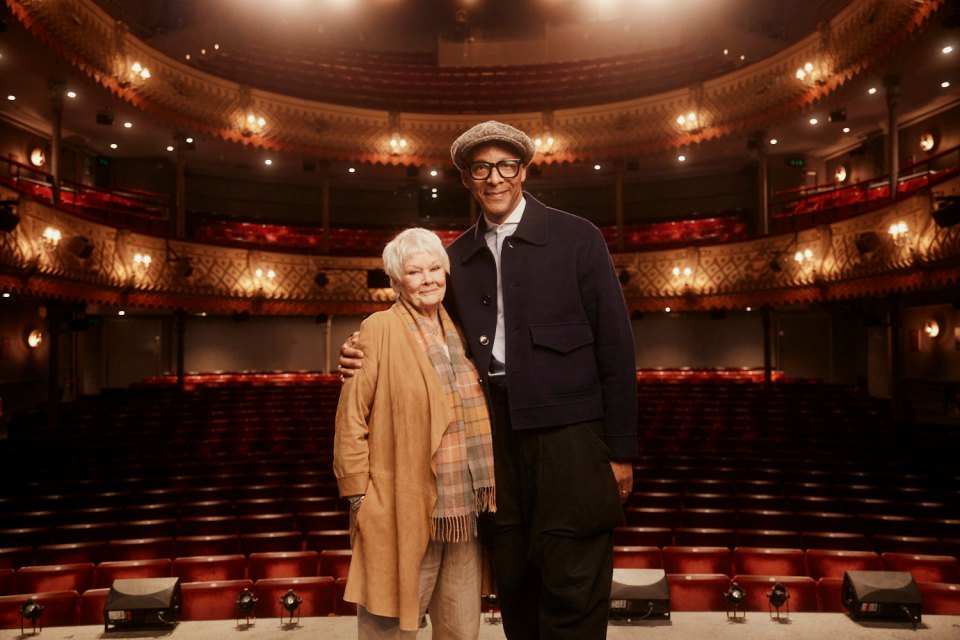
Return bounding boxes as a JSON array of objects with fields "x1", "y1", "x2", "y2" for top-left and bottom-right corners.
[{"x1": 337, "y1": 331, "x2": 364, "y2": 380}]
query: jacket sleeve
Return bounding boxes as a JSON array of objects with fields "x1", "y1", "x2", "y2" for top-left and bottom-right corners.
[
  {"x1": 333, "y1": 316, "x2": 383, "y2": 497},
  {"x1": 578, "y1": 226, "x2": 638, "y2": 459}
]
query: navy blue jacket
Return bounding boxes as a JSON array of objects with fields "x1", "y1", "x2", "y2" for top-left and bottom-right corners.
[{"x1": 445, "y1": 193, "x2": 638, "y2": 459}]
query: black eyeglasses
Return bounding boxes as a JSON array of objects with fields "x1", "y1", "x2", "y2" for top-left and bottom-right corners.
[{"x1": 467, "y1": 159, "x2": 523, "y2": 180}]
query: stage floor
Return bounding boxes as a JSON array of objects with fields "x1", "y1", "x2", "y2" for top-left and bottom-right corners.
[{"x1": 2, "y1": 613, "x2": 958, "y2": 640}]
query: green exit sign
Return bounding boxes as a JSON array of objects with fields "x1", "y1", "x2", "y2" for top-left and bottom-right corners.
[{"x1": 787, "y1": 158, "x2": 805, "y2": 168}]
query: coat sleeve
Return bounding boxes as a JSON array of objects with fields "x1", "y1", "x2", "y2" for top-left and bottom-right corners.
[
  {"x1": 578, "y1": 226, "x2": 639, "y2": 459},
  {"x1": 333, "y1": 316, "x2": 384, "y2": 497}
]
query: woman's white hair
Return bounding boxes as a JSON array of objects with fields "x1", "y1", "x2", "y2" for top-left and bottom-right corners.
[{"x1": 381, "y1": 227, "x2": 450, "y2": 288}]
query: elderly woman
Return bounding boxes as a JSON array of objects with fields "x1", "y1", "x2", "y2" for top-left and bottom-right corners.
[{"x1": 334, "y1": 227, "x2": 496, "y2": 639}]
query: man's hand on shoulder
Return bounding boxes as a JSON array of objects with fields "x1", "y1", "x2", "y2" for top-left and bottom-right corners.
[{"x1": 337, "y1": 331, "x2": 364, "y2": 380}]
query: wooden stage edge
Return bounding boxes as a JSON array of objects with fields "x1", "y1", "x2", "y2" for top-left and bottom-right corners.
[{"x1": 1, "y1": 613, "x2": 959, "y2": 640}]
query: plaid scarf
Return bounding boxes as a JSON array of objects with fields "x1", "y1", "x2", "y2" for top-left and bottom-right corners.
[{"x1": 399, "y1": 299, "x2": 496, "y2": 542}]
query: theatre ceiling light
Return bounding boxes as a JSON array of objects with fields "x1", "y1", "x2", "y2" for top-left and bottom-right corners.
[
  {"x1": 834, "y1": 165, "x2": 848, "y2": 183},
  {"x1": 923, "y1": 319, "x2": 940, "y2": 338},
  {"x1": 919, "y1": 132, "x2": 937, "y2": 153},
  {"x1": 26, "y1": 329, "x2": 44, "y2": 349}
]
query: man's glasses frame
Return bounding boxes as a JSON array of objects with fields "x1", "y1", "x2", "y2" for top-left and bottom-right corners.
[{"x1": 467, "y1": 159, "x2": 523, "y2": 180}]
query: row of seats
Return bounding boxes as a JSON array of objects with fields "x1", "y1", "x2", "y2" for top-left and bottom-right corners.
[
  {"x1": 0, "y1": 576, "x2": 354, "y2": 628},
  {"x1": 0, "y1": 549, "x2": 351, "y2": 595}
]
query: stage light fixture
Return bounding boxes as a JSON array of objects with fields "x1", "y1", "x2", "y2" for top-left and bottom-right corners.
[
  {"x1": 236, "y1": 588, "x2": 257, "y2": 625},
  {"x1": 19, "y1": 598, "x2": 44, "y2": 634},
  {"x1": 724, "y1": 581, "x2": 746, "y2": 620},
  {"x1": 767, "y1": 582, "x2": 790, "y2": 618},
  {"x1": 279, "y1": 589, "x2": 302, "y2": 624}
]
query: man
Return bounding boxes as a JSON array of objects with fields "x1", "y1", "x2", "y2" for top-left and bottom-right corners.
[{"x1": 342, "y1": 121, "x2": 637, "y2": 639}]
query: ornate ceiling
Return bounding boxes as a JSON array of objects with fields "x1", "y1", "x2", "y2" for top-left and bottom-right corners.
[{"x1": 5, "y1": 0, "x2": 945, "y2": 166}]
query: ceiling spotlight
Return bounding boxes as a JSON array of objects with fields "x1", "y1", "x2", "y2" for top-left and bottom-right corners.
[
  {"x1": 678, "y1": 155, "x2": 686, "y2": 162},
  {"x1": 920, "y1": 132, "x2": 937, "y2": 152},
  {"x1": 725, "y1": 581, "x2": 746, "y2": 620},
  {"x1": 29, "y1": 147, "x2": 46, "y2": 168},
  {"x1": 26, "y1": 329, "x2": 43, "y2": 349},
  {"x1": 943, "y1": 45, "x2": 954, "y2": 54},
  {"x1": 348, "y1": 167, "x2": 356, "y2": 173},
  {"x1": 66, "y1": 90, "x2": 77, "y2": 98},
  {"x1": 868, "y1": 87, "x2": 877, "y2": 95},
  {"x1": 280, "y1": 589, "x2": 302, "y2": 624},
  {"x1": 769, "y1": 139, "x2": 778, "y2": 145},
  {"x1": 123, "y1": 122, "x2": 132, "y2": 129},
  {"x1": 110, "y1": 143, "x2": 118, "y2": 150},
  {"x1": 834, "y1": 165, "x2": 848, "y2": 183},
  {"x1": 924, "y1": 319, "x2": 941, "y2": 339},
  {"x1": 941, "y1": 81, "x2": 951, "y2": 89},
  {"x1": 842, "y1": 127, "x2": 851, "y2": 134},
  {"x1": 809, "y1": 118, "x2": 819, "y2": 125},
  {"x1": 264, "y1": 159, "x2": 273, "y2": 166},
  {"x1": 594, "y1": 164, "x2": 602, "y2": 171}
]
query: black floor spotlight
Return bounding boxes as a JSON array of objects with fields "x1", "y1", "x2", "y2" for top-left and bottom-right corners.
[
  {"x1": 725, "y1": 581, "x2": 747, "y2": 621},
  {"x1": 483, "y1": 593, "x2": 501, "y2": 625},
  {"x1": 19, "y1": 597, "x2": 44, "y2": 634},
  {"x1": 236, "y1": 587, "x2": 257, "y2": 626},
  {"x1": 280, "y1": 589, "x2": 302, "y2": 625},
  {"x1": 767, "y1": 582, "x2": 790, "y2": 619}
]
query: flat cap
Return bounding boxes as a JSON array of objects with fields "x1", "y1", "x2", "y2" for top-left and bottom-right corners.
[{"x1": 450, "y1": 121, "x2": 536, "y2": 170}]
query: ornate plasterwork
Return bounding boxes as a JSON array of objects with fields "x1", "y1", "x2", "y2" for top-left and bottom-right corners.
[
  {"x1": 3, "y1": 177, "x2": 959, "y2": 315},
  {"x1": 5, "y1": 0, "x2": 943, "y2": 165}
]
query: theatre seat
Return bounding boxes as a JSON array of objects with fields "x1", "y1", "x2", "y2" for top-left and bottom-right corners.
[
  {"x1": 0, "y1": 547, "x2": 33, "y2": 571},
  {"x1": 296, "y1": 511, "x2": 350, "y2": 533},
  {"x1": 104, "y1": 537, "x2": 175, "y2": 561},
  {"x1": 14, "y1": 563, "x2": 95, "y2": 594},
  {"x1": 663, "y1": 547, "x2": 732, "y2": 575},
  {"x1": 318, "y1": 550, "x2": 353, "y2": 579},
  {"x1": 303, "y1": 530, "x2": 350, "y2": 553},
  {"x1": 872, "y1": 535, "x2": 943, "y2": 555},
  {"x1": 334, "y1": 577, "x2": 357, "y2": 615},
  {"x1": 180, "y1": 579, "x2": 254, "y2": 621},
  {"x1": 35, "y1": 541, "x2": 106, "y2": 566},
  {"x1": 172, "y1": 555, "x2": 246, "y2": 583},
  {"x1": 240, "y1": 532, "x2": 304, "y2": 555},
  {"x1": 612, "y1": 546, "x2": 662, "y2": 570},
  {"x1": 0, "y1": 590, "x2": 79, "y2": 629},
  {"x1": 248, "y1": 551, "x2": 319, "y2": 581},
  {"x1": 916, "y1": 583, "x2": 960, "y2": 615},
  {"x1": 0, "y1": 569, "x2": 13, "y2": 596},
  {"x1": 732, "y1": 575, "x2": 819, "y2": 612},
  {"x1": 78, "y1": 587, "x2": 109, "y2": 625},
  {"x1": 673, "y1": 528, "x2": 736, "y2": 548},
  {"x1": 174, "y1": 535, "x2": 241, "y2": 558},
  {"x1": 805, "y1": 549, "x2": 881, "y2": 580},
  {"x1": 733, "y1": 548, "x2": 806, "y2": 577},
  {"x1": 801, "y1": 531, "x2": 870, "y2": 551},
  {"x1": 94, "y1": 558, "x2": 172, "y2": 588},
  {"x1": 612, "y1": 527, "x2": 672, "y2": 548},
  {"x1": 178, "y1": 516, "x2": 238, "y2": 537},
  {"x1": 665, "y1": 574, "x2": 731, "y2": 611},
  {"x1": 880, "y1": 553, "x2": 960, "y2": 584},
  {"x1": 253, "y1": 576, "x2": 336, "y2": 618},
  {"x1": 816, "y1": 577, "x2": 845, "y2": 612}
]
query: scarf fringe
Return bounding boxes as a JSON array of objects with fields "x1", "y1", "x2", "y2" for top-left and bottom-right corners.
[
  {"x1": 476, "y1": 486, "x2": 496, "y2": 514},
  {"x1": 430, "y1": 487, "x2": 497, "y2": 542}
]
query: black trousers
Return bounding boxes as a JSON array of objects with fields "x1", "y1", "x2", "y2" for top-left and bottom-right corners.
[{"x1": 483, "y1": 378, "x2": 624, "y2": 640}]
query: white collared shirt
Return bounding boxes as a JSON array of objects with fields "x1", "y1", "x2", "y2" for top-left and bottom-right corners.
[{"x1": 483, "y1": 198, "x2": 526, "y2": 366}]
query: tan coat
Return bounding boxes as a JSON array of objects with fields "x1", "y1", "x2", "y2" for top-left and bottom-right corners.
[{"x1": 333, "y1": 303, "x2": 453, "y2": 631}]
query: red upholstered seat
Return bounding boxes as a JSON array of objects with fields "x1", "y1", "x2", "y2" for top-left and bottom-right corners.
[
  {"x1": 733, "y1": 548, "x2": 806, "y2": 577},
  {"x1": 53, "y1": 522, "x2": 117, "y2": 544},
  {"x1": 174, "y1": 535, "x2": 241, "y2": 558},
  {"x1": 296, "y1": 511, "x2": 350, "y2": 533},
  {"x1": 14, "y1": 563, "x2": 95, "y2": 594},
  {"x1": 0, "y1": 591, "x2": 79, "y2": 629},
  {"x1": 35, "y1": 542, "x2": 107, "y2": 566},
  {"x1": 113, "y1": 519, "x2": 178, "y2": 540},
  {"x1": 735, "y1": 530, "x2": 803, "y2": 549},
  {"x1": 880, "y1": 553, "x2": 960, "y2": 584},
  {"x1": 0, "y1": 569, "x2": 13, "y2": 596},
  {"x1": 247, "y1": 551, "x2": 319, "y2": 581},
  {"x1": 805, "y1": 549, "x2": 881, "y2": 580},
  {"x1": 303, "y1": 530, "x2": 351, "y2": 553},
  {"x1": 663, "y1": 547, "x2": 732, "y2": 575},
  {"x1": 733, "y1": 575, "x2": 819, "y2": 612},
  {"x1": 253, "y1": 576, "x2": 336, "y2": 618},
  {"x1": 916, "y1": 582, "x2": 960, "y2": 615},
  {"x1": 872, "y1": 535, "x2": 943, "y2": 555},
  {"x1": 180, "y1": 579, "x2": 254, "y2": 621},
  {"x1": 94, "y1": 559, "x2": 172, "y2": 588},
  {"x1": 801, "y1": 531, "x2": 870, "y2": 551},
  {"x1": 334, "y1": 576, "x2": 356, "y2": 615},
  {"x1": 612, "y1": 527, "x2": 672, "y2": 548},
  {"x1": 816, "y1": 577, "x2": 846, "y2": 612},
  {"x1": 178, "y1": 516, "x2": 238, "y2": 537},
  {"x1": 318, "y1": 550, "x2": 353, "y2": 579},
  {"x1": 104, "y1": 537, "x2": 175, "y2": 562},
  {"x1": 612, "y1": 546, "x2": 662, "y2": 570},
  {"x1": 78, "y1": 587, "x2": 110, "y2": 625},
  {"x1": 665, "y1": 574, "x2": 731, "y2": 611},
  {"x1": 673, "y1": 528, "x2": 736, "y2": 548},
  {"x1": 172, "y1": 555, "x2": 246, "y2": 583},
  {"x1": 0, "y1": 547, "x2": 33, "y2": 571},
  {"x1": 240, "y1": 532, "x2": 304, "y2": 555}
]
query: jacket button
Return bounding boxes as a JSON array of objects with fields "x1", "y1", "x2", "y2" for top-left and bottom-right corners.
[
  {"x1": 481, "y1": 295, "x2": 492, "y2": 305},
  {"x1": 479, "y1": 335, "x2": 490, "y2": 346}
]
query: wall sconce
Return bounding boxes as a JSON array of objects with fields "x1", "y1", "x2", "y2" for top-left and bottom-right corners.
[
  {"x1": 29, "y1": 147, "x2": 46, "y2": 168},
  {"x1": 243, "y1": 114, "x2": 266, "y2": 137},
  {"x1": 923, "y1": 319, "x2": 940, "y2": 339},
  {"x1": 794, "y1": 248, "x2": 814, "y2": 264},
  {"x1": 133, "y1": 253, "x2": 152, "y2": 268},
  {"x1": 389, "y1": 135, "x2": 408, "y2": 154},
  {"x1": 834, "y1": 165, "x2": 848, "y2": 184},
  {"x1": 888, "y1": 221, "x2": 909, "y2": 247},
  {"x1": 675, "y1": 112, "x2": 700, "y2": 132},
  {"x1": 41, "y1": 226, "x2": 61, "y2": 247},
  {"x1": 794, "y1": 59, "x2": 828, "y2": 85},
  {"x1": 534, "y1": 134, "x2": 555, "y2": 154},
  {"x1": 130, "y1": 61, "x2": 151, "y2": 80},
  {"x1": 26, "y1": 329, "x2": 44, "y2": 349},
  {"x1": 254, "y1": 268, "x2": 276, "y2": 280},
  {"x1": 671, "y1": 265, "x2": 692, "y2": 279},
  {"x1": 919, "y1": 132, "x2": 937, "y2": 153}
]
